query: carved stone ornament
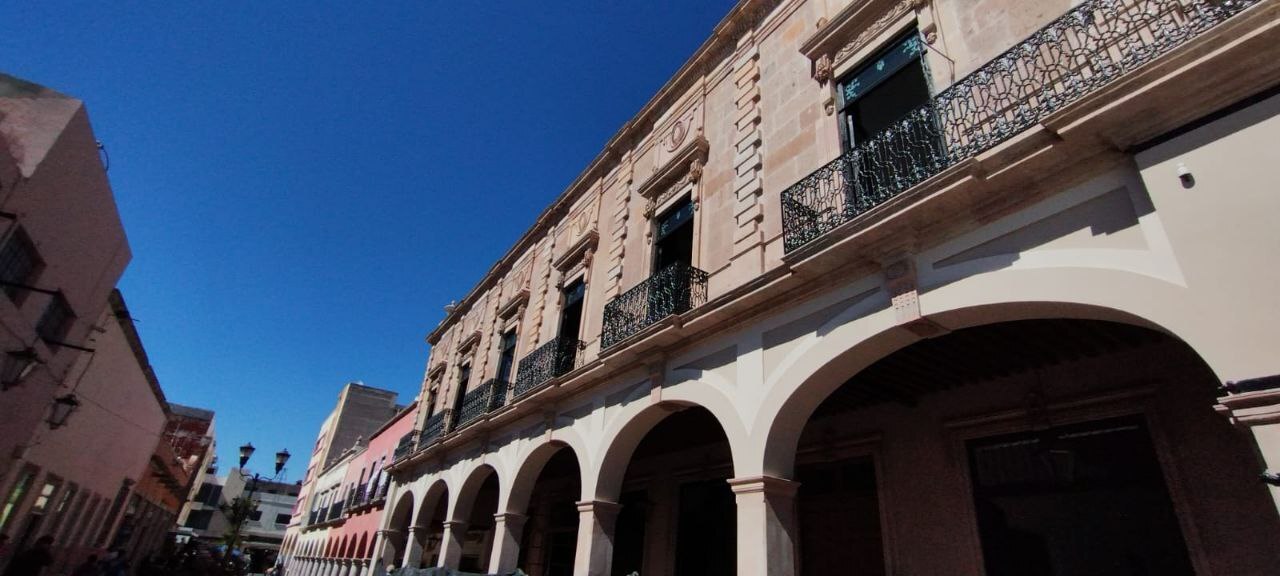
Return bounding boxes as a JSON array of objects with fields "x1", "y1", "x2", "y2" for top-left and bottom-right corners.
[
  {"x1": 801, "y1": 0, "x2": 922, "y2": 86},
  {"x1": 833, "y1": 0, "x2": 917, "y2": 67},
  {"x1": 814, "y1": 53, "x2": 833, "y2": 84},
  {"x1": 637, "y1": 132, "x2": 709, "y2": 218},
  {"x1": 665, "y1": 119, "x2": 689, "y2": 152}
]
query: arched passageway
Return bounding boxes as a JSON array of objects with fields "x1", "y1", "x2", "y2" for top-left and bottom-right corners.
[
  {"x1": 512, "y1": 445, "x2": 580, "y2": 576},
  {"x1": 610, "y1": 405, "x2": 736, "y2": 576},
  {"x1": 409, "y1": 481, "x2": 449, "y2": 569},
  {"x1": 383, "y1": 491, "x2": 414, "y2": 567},
  {"x1": 453, "y1": 468, "x2": 500, "y2": 572},
  {"x1": 784, "y1": 318, "x2": 1280, "y2": 575}
]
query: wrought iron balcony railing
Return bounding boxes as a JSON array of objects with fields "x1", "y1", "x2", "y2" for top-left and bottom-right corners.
[
  {"x1": 781, "y1": 0, "x2": 1260, "y2": 253},
  {"x1": 393, "y1": 432, "x2": 415, "y2": 462},
  {"x1": 513, "y1": 337, "x2": 585, "y2": 398},
  {"x1": 453, "y1": 379, "x2": 509, "y2": 431},
  {"x1": 602, "y1": 262, "x2": 710, "y2": 349},
  {"x1": 417, "y1": 409, "x2": 450, "y2": 450}
]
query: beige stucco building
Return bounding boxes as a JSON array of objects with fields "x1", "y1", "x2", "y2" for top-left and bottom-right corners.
[{"x1": 348, "y1": 1, "x2": 1280, "y2": 575}]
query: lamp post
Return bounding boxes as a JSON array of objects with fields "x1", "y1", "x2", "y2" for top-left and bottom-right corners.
[{"x1": 224, "y1": 442, "x2": 290, "y2": 574}]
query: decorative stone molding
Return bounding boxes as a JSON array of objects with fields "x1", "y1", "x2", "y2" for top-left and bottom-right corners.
[
  {"x1": 800, "y1": 0, "x2": 928, "y2": 82},
  {"x1": 426, "y1": 362, "x2": 446, "y2": 381},
  {"x1": 456, "y1": 329, "x2": 482, "y2": 354},
  {"x1": 637, "y1": 132, "x2": 709, "y2": 218}
]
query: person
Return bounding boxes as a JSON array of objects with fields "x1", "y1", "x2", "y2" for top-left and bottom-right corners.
[
  {"x1": 99, "y1": 550, "x2": 127, "y2": 576},
  {"x1": 70, "y1": 554, "x2": 101, "y2": 576},
  {"x1": 2, "y1": 535, "x2": 54, "y2": 576}
]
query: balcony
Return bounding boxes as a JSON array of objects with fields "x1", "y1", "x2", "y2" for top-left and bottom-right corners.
[
  {"x1": 513, "y1": 337, "x2": 584, "y2": 398},
  {"x1": 781, "y1": 0, "x2": 1260, "y2": 254},
  {"x1": 602, "y1": 262, "x2": 710, "y2": 349},
  {"x1": 393, "y1": 432, "x2": 415, "y2": 462},
  {"x1": 453, "y1": 379, "x2": 509, "y2": 431},
  {"x1": 419, "y1": 409, "x2": 450, "y2": 448}
]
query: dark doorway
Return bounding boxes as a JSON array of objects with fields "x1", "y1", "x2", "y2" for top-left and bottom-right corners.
[
  {"x1": 968, "y1": 416, "x2": 1193, "y2": 576},
  {"x1": 796, "y1": 456, "x2": 884, "y2": 576},
  {"x1": 496, "y1": 329, "x2": 518, "y2": 384},
  {"x1": 653, "y1": 197, "x2": 694, "y2": 272},
  {"x1": 460, "y1": 473, "x2": 499, "y2": 572},
  {"x1": 610, "y1": 491, "x2": 647, "y2": 576},
  {"x1": 557, "y1": 280, "x2": 585, "y2": 373},
  {"x1": 519, "y1": 448, "x2": 581, "y2": 576},
  {"x1": 614, "y1": 407, "x2": 735, "y2": 576},
  {"x1": 674, "y1": 479, "x2": 736, "y2": 576},
  {"x1": 419, "y1": 493, "x2": 448, "y2": 568},
  {"x1": 451, "y1": 362, "x2": 472, "y2": 419},
  {"x1": 838, "y1": 32, "x2": 931, "y2": 150}
]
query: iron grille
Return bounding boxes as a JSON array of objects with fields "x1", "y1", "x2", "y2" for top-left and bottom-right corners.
[
  {"x1": 453, "y1": 378, "x2": 510, "y2": 431},
  {"x1": 513, "y1": 337, "x2": 584, "y2": 398},
  {"x1": 393, "y1": 432, "x2": 415, "y2": 462},
  {"x1": 601, "y1": 262, "x2": 710, "y2": 349},
  {"x1": 781, "y1": 0, "x2": 1260, "y2": 253},
  {"x1": 418, "y1": 410, "x2": 450, "y2": 448}
]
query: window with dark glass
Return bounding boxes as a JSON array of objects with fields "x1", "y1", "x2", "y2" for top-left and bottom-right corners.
[
  {"x1": 496, "y1": 329, "x2": 518, "y2": 383},
  {"x1": 559, "y1": 280, "x2": 585, "y2": 341},
  {"x1": 0, "y1": 228, "x2": 42, "y2": 303},
  {"x1": 837, "y1": 31, "x2": 931, "y2": 150},
  {"x1": 557, "y1": 280, "x2": 585, "y2": 374},
  {"x1": 451, "y1": 362, "x2": 472, "y2": 416},
  {"x1": 275, "y1": 513, "x2": 291, "y2": 525},
  {"x1": 185, "y1": 509, "x2": 213, "y2": 530},
  {"x1": 36, "y1": 292, "x2": 74, "y2": 343},
  {"x1": 653, "y1": 197, "x2": 694, "y2": 273}
]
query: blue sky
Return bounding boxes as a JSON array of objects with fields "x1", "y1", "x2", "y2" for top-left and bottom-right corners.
[{"x1": 3, "y1": 1, "x2": 736, "y2": 482}]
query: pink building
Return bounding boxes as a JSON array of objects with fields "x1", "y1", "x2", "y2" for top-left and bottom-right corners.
[{"x1": 284, "y1": 402, "x2": 415, "y2": 576}]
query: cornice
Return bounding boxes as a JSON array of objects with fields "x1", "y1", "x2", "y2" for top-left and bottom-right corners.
[{"x1": 424, "y1": 0, "x2": 794, "y2": 345}]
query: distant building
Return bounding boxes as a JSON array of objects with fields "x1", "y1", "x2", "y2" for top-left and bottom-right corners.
[
  {"x1": 167, "y1": 403, "x2": 218, "y2": 531},
  {"x1": 280, "y1": 382, "x2": 404, "y2": 575},
  {"x1": 281, "y1": 402, "x2": 415, "y2": 576},
  {"x1": 176, "y1": 470, "x2": 300, "y2": 572}
]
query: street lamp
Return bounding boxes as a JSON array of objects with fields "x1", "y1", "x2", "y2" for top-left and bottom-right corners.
[
  {"x1": 1, "y1": 348, "x2": 39, "y2": 390},
  {"x1": 224, "y1": 441, "x2": 290, "y2": 574},
  {"x1": 46, "y1": 393, "x2": 80, "y2": 429}
]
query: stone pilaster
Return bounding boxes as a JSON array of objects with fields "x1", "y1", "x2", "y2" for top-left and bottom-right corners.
[
  {"x1": 729, "y1": 476, "x2": 801, "y2": 576},
  {"x1": 488, "y1": 512, "x2": 529, "y2": 573},
  {"x1": 731, "y1": 31, "x2": 765, "y2": 273},
  {"x1": 402, "y1": 526, "x2": 426, "y2": 569},
  {"x1": 437, "y1": 520, "x2": 469, "y2": 568},
  {"x1": 573, "y1": 500, "x2": 622, "y2": 576},
  {"x1": 604, "y1": 154, "x2": 635, "y2": 300}
]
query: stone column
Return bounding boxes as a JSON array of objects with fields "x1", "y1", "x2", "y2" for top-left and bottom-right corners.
[
  {"x1": 356, "y1": 559, "x2": 370, "y2": 576},
  {"x1": 437, "y1": 520, "x2": 468, "y2": 568},
  {"x1": 403, "y1": 526, "x2": 427, "y2": 569},
  {"x1": 488, "y1": 512, "x2": 528, "y2": 573},
  {"x1": 371, "y1": 528, "x2": 398, "y2": 576},
  {"x1": 573, "y1": 500, "x2": 621, "y2": 576},
  {"x1": 728, "y1": 476, "x2": 801, "y2": 576},
  {"x1": 1217, "y1": 380, "x2": 1280, "y2": 513}
]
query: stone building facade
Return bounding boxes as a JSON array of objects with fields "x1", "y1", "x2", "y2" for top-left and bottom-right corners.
[{"x1": 349, "y1": 1, "x2": 1280, "y2": 575}]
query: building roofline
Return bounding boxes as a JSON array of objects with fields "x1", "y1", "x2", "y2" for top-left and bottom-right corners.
[
  {"x1": 110, "y1": 289, "x2": 170, "y2": 417},
  {"x1": 371, "y1": 400, "x2": 417, "y2": 439},
  {"x1": 426, "y1": 0, "x2": 770, "y2": 344}
]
